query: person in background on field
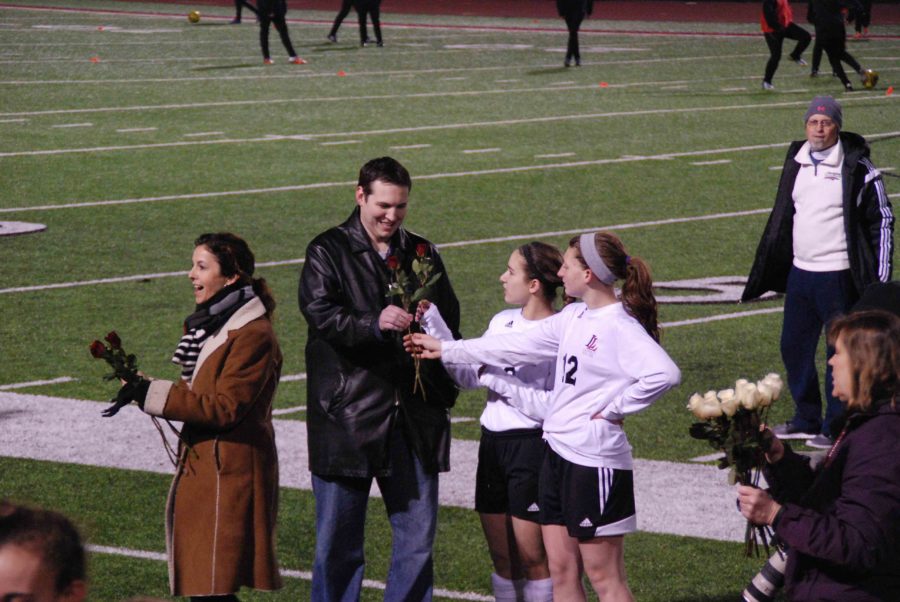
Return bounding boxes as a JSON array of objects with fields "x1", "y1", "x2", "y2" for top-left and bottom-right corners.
[
  {"x1": 231, "y1": 0, "x2": 258, "y2": 24},
  {"x1": 0, "y1": 501, "x2": 87, "y2": 602},
  {"x1": 760, "y1": 0, "x2": 811, "y2": 90},
  {"x1": 326, "y1": 0, "x2": 354, "y2": 43},
  {"x1": 850, "y1": 0, "x2": 872, "y2": 38},
  {"x1": 257, "y1": 0, "x2": 307, "y2": 65},
  {"x1": 108, "y1": 233, "x2": 284, "y2": 600},
  {"x1": 737, "y1": 310, "x2": 900, "y2": 601},
  {"x1": 808, "y1": 0, "x2": 875, "y2": 90},
  {"x1": 417, "y1": 242, "x2": 564, "y2": 602},
  {"x1": 742, "y1": 95, "x2": 893, "y2": 449},
  {"x1": 299, "y1": 157, "x2": 461, "y2": 602},
  {"x1": 557, "y1": 0, "x2": 594, "y2": 67},
  {"x1": 356, "y1": 0, "x2": 383, "y2": 47},
  {"x1": 408, "y1": 232, "x2": 681, "y2": 602}
]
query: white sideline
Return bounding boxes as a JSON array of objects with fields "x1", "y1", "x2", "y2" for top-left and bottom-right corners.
[
  {"x1": 86, "y1": 544, "x2": 492, "y2": 600},
  {"x1": 0, "y1": 208, "x2": 771, "y2": 294},
  {"x1": 0, "y1": 392, "x2": 749, "y2": 543}
]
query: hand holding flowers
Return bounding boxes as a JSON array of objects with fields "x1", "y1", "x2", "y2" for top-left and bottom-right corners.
[
  {"x1": 687, "y1": 372, "x2": 784, "y2": 556},
  {"x1": 89, "y1": 331, "x2": 149, "y2": 417}
]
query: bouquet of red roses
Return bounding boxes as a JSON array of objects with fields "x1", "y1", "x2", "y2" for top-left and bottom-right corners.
[{"x1": 89, "y1": 331, "x2": 143, "y2": 417}]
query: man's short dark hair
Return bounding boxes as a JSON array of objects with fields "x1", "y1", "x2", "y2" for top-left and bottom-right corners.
[
  {"x1": 357, "y1": 156, "x2": 412, "y2": 196},
  {"x1": 0, "y1": 501, "x2": 86, "y2": 593}
]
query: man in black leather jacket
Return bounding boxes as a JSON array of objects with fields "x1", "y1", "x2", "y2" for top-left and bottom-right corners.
[{"x1": 299, "y1": 156, "x2": 460, "y2": 602}]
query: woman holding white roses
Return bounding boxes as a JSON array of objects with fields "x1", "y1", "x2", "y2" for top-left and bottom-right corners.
[
  {"x1": 738, "y1": 310, "x2": 900, "y2": 601},
  {"x1": 407, "y1": 232, "x2": 681, "y2": 602}
]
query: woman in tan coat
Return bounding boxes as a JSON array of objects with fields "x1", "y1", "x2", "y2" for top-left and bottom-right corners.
[{"x1": 115, "y1": 232, "x2": 282, "y2": 599}]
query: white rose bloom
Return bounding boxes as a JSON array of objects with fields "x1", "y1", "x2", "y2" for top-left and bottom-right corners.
[
  {"x1": 735, "y1": 378, "x2": 749, "y2": 392},
  {"x1": 756, "y1": 381, "x2": 775, "y2": 407},
  {"x1": 762, "y1": 373, "x2": 784, "y2": 400},
  {"x1": 718, "y1": 388, "x2": 739, "y2": 417},
  {"x1": 687, "y1": 393, "x2": 703, "y2": 413},
  {"x1": 740, "y1": 382, "x2": 761, "y2": 410},
  {"x1": 703, "y1": 390, "x2": 718, "y2": 405},
  {"x1": 698, "y1": 399, "x2": 723, "y2": 419}
]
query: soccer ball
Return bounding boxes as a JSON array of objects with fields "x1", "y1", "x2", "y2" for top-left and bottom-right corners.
[
  {"x1": 862, "y1": 69, "x2": 879, "y2": 89},
  {"x1": 188, "y1": 11, "x2": 201, "y2": 24}
]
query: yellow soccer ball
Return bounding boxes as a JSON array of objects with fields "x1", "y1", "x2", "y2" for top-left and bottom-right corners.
[
  {"x1": 862, "y1": 69, "x2": 879, "y2": 90},
  {"x1": 188, "y1": 11, "x2": 201, "y2": 24}
]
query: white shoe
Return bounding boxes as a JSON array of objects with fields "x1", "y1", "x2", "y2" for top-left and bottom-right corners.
[{"x1": 762, "y1": 81, "x2": 775, "y2": 90}]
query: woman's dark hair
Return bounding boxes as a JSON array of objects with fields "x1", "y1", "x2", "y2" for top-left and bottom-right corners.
[
  {"x1": 357, "y1": 156, "x2": 412, "y2": 196},
  {"x1": 827, "y1": 310, "x2": 900, "y2": 410},
  {"x1": 568, "y1": 232, "x2": 660, "y2": 342},
  {"x1": 0, "y1": 500, "x2": 86, "y2": 594},
  {"x1": 518, "y1": 241, "x2": 564, "y2": 304},
  {"x1": 195, "y1": 232, "x2": 276, "y2": 318}
]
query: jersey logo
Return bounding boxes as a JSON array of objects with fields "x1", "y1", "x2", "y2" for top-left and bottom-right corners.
[
  {"x1": 585, "y1": 334, "x2": 599, "y2": 353},
  {"x1": 527, "y1": 502, "x2": 540, "y2": 512},
  {"x1": 505, "y1": 320, "x2": 514, "y2": 328},
  {"x1": 579, "y1": 517, "x2": 593, "y2": 527}
]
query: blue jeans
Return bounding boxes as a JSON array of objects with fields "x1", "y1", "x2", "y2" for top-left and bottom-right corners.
[
  {"x1": 781, "y1": 266, "x2": 858, "y2": 435},
  {"x1": 311, "y1": 427, "x2": 438, "y2": 602}
]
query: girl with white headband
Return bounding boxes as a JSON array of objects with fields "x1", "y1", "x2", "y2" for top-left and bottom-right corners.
[{"x1": 406, "y1": 232, "x2": 681, "y2": 602}]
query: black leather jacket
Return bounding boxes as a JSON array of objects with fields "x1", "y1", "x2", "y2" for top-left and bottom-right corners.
[{"x1": 299, "y1": 208, "x2": 461, "y2": 477}]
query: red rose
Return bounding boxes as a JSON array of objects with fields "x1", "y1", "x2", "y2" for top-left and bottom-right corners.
[
  {"x1": 89, "y1": 340, "x2": 106, "y2": 359},
  {"x1": 416, "y1": 243, "x2": 427, "y2": 257},
  {"x1": 386, "y1": 256, "x2": 400, "y2": 270},
  {"x1": 104, "y1": 331, "x2": 122, "y2": 349}
]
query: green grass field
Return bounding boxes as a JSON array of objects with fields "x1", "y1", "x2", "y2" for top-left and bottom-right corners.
[{"x1": 1, "y1": 1, "x2": 897, "y2": 599}]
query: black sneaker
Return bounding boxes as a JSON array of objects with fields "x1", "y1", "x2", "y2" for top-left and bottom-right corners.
[
  {"x1": 326, "y1": 34, "x2": 337, "y2": 43},
  {"x1": 771, "y1": 422, "x2": 818, "y2": 439}
]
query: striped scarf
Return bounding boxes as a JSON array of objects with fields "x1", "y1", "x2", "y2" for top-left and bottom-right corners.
[{"x1": 172, "y1": 284, "x2": 255, "y2": 381}]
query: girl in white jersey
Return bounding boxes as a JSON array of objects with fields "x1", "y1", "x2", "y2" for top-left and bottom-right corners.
[
  {"x1": 408, "y1": 232, "x2": 681, "y2": 602},
  {"x1": 417, "y1": 242, "x2": 563, "y2": 602}
]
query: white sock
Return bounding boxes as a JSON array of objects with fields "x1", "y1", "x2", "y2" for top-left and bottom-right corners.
[
  {"x1": 522, "y1": 577, "x2": 553, "y2": 602},
  {"x1": 491, "y1": 573, "x2": 519, "y2": 602}
]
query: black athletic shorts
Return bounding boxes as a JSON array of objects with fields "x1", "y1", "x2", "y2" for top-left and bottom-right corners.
[
  {"x1": 538, "y1": 445, "x2": 636, "y2": 539},
  {"x1": 474, "y1": 427, "x2": 544, "y2": 520}
]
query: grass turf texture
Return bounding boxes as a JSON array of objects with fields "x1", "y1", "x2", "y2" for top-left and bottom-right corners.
[{"x1": 1, "y1": 0, "x2": 896, "y2": 598}]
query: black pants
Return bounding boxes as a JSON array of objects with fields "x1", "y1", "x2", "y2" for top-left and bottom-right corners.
[
  {"x1": 563, "y1": 11, "x2": 585, "y2": 64},
  {"x1": 818, "y1": 32, "x2": 861, "y2": 87},
  {"x1": 763, "y1": 23, "x2": 811, "y2": 83},
  {"x1": 258, "y1": 0, "x2": 296, "y2": 59},
  {"x1": 328, "y1": 0, "x2": 354, "y2": 37},
  {"x1": 357, "y1": 0, "x2": 382, "y2": 44},
  {"x1": 234, "y1": 0, "x2": 258, "y2": 19}
]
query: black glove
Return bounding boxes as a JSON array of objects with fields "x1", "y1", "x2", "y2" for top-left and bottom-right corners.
[{"x1": 102, "y1": 378, "x2": 150, "y2": 417}]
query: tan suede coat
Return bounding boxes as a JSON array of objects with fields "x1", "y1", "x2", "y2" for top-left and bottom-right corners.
[{"x1": 144, "y1": 298, "x2": 282, "y2": 595}]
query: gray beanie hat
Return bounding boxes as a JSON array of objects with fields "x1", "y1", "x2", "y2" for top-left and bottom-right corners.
[{"x1": 804, "y1": 96, "x2": 842, "y2": 129}]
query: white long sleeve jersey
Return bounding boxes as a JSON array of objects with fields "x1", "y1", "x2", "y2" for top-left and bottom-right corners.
[
  {"x1": 418, "y1": 306, "x2": 554, "y2": 430},
  {"x1": 441, "y1": 302, "x2": 681, "y2": 469}
]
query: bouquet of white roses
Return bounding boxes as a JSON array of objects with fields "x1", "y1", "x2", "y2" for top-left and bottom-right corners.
[{"x1": 687, "y1": 373, "x2": 784, "y2": 556}]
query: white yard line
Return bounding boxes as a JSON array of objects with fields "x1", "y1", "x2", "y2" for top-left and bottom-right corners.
[
  {"x1": 3, "y1": 99, "x2": 894, "y2": 158},
  {"x1": 49, "y1": 122, "x2": 92, "y2": 128},
  {"x1": 183, "y1": 131, "x2": 223, "y2": 138},
  {"x1": 0, "y1": 209, "x2": 771, "y2": 295},
  {"x1": 0, "y1": 377, "x2": 77, "y2": 390},
  {"x1": 690, "y1": 159, "x2": 732, "y2": 166},
  {"x1": 0, "y1": 391, "x2": 752, "y2": 543},
  {"x1": 86, "y1": 544, "x2": 492, "y2": 600},
  {"x1": 390, "y1": 143, "x2": 432, "y2": 150},
  {"x1": 461, "y1": 148, "x2": 501, "y2": 154},
  {"x1": 116, "y1": 127, "x2": 157, "y2": 133}
]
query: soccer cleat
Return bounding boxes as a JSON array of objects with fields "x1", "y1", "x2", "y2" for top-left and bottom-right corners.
[
  {"x1": 326, "y1": 34, "x2": 337, "y2": 43},
  {"x1": 376, "y1": 41, "x2": 384, "y2": 48},
  {"x1": 263, "y1": 57, "x2": 274, "y2": 65},
  {"x1": 289, "y1": 56, "x2": 307, "y2": 65},
  {"x1": 792, "y1": 57, "x2": 808, "y2": 66},
  {"x1": 844, "y1": 82, "x2": 854, "y2": 91},
  {"x1": 810, "y1": 70, "x2": 818, "y2": 77},
  {"x1": 762, "y1": 81, "x2": 775, "y2": 90}
]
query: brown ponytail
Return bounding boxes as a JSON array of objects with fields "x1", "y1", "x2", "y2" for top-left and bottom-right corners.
[
  {"x1": 195, "y1": 232, "x2": 277, "y2": 320},
  {"x1": 568, "y1": 232, "x2": 660, "y2": 341},
  {"x1": 518, "y1": 241, "x2": 564, "y2": 304}
]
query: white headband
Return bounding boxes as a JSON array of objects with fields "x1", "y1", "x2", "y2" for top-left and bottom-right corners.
[{"x1": 579, "y1": 233, "x2": 616, "y2": 285}]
